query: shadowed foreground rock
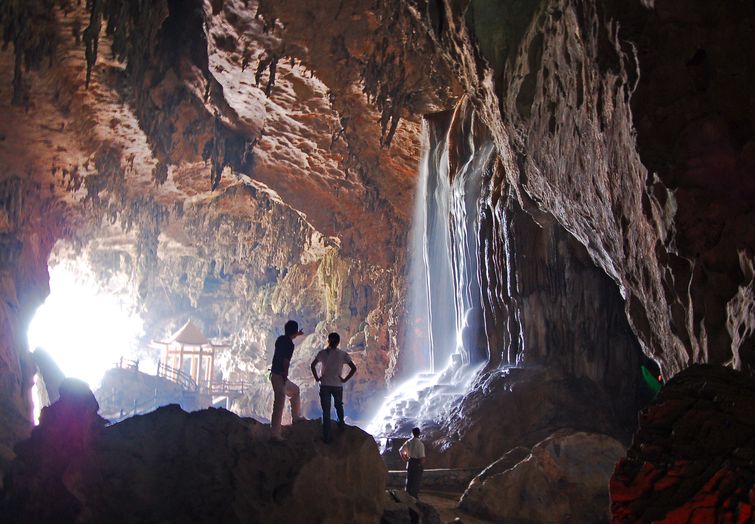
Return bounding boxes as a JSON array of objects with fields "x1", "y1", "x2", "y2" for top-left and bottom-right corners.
[
  {"x1": 460, "y1": 430, "x2": 625, "y2": 523},
  {"x1": 1, "y1": 401, "x2": 386, "y2": 524},
  {"x1": 381, "y1": 489, "x2": 441, "y2": 524},
  {"x1": 610, "y1": 365, "x2": 755, "y2": 523}
]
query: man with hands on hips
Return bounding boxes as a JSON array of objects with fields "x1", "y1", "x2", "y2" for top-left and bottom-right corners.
[{"x1": 310, "y1": 332, "x2": 357, "y2": 443}]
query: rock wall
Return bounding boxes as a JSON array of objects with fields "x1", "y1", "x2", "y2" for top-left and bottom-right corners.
[
  {"x1": 419, "y1": 0, "x2": 755, "y2": 376},
  {"x1": 0, "y1": 177, "x2": 67, "y2": 480},
  {"x1": 398, "y1": 99, "x2": 646, "y2": 467},
  {"x1": 461, "y1": 430, "x2": 626, "y2": 523}
]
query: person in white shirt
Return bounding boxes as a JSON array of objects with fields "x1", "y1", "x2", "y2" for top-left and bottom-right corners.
[
  {"x1": 399, "y1": 427, "x2": 426, "y2": 498},
  {"x1": 310, "y1": 332, "x2": 357, "y2": 443}
]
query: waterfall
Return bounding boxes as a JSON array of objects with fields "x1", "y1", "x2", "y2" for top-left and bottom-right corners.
[
  {"x1": 421, "y1": 112, "x2": 456, "y2": 372},
  {"x1": 448, "y1": 113, "x2": 496, "y2": 369},
  {"x1": 368, "y1": 101, "x2": 496, "y2": 437}
]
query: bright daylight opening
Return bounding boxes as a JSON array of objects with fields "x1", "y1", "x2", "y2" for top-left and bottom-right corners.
[{"x1": 28, "y1": 260, "x2": 145, "y2": 421}]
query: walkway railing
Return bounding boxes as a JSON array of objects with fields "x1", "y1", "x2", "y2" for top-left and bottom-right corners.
[
  {"x1": 209, "y1": 380, "x2": 247, "y2": 396},
  {"x1": 107, "y1": 357, "x2": 247, "y2": 398},
  {"x1": 156, "y1": 361, "x2": 199, "y2": 392}
]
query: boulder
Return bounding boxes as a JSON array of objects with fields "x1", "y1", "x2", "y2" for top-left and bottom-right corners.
[
  {"x1": 1, "y1": 400, "x2": 387, "y2": 523},
  {"x1": 460, "y1": 430, "x2": 625, "y2": 523},
  {"x1": 430, "y1": 367, "x2": 626, "y2": 468},
  {"x1": 610, "y1": 365, "x2": 755, "y2": 523}
]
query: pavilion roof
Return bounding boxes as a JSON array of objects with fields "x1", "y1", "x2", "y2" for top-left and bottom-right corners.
[{"x1": 156, "y1": 319, "x2": 212, "y2": 346}]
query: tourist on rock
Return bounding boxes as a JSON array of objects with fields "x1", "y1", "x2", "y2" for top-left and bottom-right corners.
[
  {"x1": 310, "y1": 332, "x2": 357, "y2": 443},
  {"x1": 269, "y1": 320, "x2": 305, "y2": 441},
  {"x1": 400, "y1": 427, "x2": 426, "y2": 499}
]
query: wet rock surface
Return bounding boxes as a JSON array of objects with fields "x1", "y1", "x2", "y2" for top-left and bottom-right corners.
[
  {"x1": 610, "y1": 364, "x2": 755, "y2": 523},
  {"x1": 428, "y1": 367, "x2": 629, "y2": 469},
  {"x1": 460, "y1": 430, "x2": 625, "y2": 524},
  {"x1": 1, "y1": 399, "x2": 387, "y2": 524}
]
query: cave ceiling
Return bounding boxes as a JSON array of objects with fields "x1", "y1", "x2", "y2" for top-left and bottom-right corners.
[{"x1": 1, "y1": 0, "x2": 453, "y2": 263}]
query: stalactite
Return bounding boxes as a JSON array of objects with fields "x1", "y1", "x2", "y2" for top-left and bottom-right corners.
[
  {"x1": 0, "y1": 0, "x2": 67, "y2": 104},
  {"x1": 82, "y1": 0, "x2": 104, "y2": 88},
  {"x1": 254, "y1": 52, "x2": 279, "y2": 97}
]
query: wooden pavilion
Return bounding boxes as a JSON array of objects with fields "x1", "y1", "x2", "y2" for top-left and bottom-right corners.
[{"x1": 153, "y1": 320, "x2": 226, "y2": 390}]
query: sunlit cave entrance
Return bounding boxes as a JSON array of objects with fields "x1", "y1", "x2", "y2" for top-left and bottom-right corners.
[
  {"x1": 26, "y1": 242, "x2": 251, "y2": 425},
  {"x1": 28, "y1": 256, "x2": 146, "y2": 422}
]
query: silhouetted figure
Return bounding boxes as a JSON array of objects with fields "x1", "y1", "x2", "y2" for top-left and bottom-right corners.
[
  {"x1": 269, "y1": 320, "x2": 305, "y2": 441},
  {"x1": 310, "y1": 332, "x2": 357, "y2": 443},
  {"x1": 400, "y1": 427, "x2": 426, "y2": 498},
  {"x1": 1, "y1": 378, "x2": 106, "y2": 523}
]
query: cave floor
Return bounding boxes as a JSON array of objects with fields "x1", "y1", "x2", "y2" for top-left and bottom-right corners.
[{"x1": 420, "y1": 490, "x2": 494, "y2": 524}]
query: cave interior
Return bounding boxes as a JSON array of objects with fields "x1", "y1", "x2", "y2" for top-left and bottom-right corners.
[{"x1": 0, "y1": 0, "x2": 753, "y2": 523}]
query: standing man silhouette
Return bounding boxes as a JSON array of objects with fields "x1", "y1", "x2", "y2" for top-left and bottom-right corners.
[
  {"x1": 400, "y1": 427, "x2": 426, "y2": 498},
  {"x1": 310, "y1": 332, "x2": 357, "y2": 443},
  {"x1": 269, "y1": 320, "x2": 305, "y2": 441}
]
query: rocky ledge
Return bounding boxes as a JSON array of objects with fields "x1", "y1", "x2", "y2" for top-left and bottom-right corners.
[{"x1": 1, "y1": 380, "x2": 387, "y2": 524}]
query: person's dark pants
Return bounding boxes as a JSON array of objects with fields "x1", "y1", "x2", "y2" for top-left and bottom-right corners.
[
  {"x1": 406, "y1": 458, "x2": 424, "y2": 498},
  {"x1": 319, "y1": 385, "x2": 344, "y2": 442}
]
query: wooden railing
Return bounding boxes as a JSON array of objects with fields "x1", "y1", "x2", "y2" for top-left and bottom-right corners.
[
  {"x1": 156, "y1": 361, "x2": 199, "y2": 392},
  {"x1": 209, "y1": 380, "x2": 247, "y2": 396},
  {"x1": 110, "y1": 357, "x2": 246, "y2": 397},
  {"x1": 105, "y1": 393, "x2": 161, "y2": 425}
]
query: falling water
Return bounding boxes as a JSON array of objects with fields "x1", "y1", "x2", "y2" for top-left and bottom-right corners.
[
  {"x1": 419, "y1": 112, "x2": 456, "y2": 372},
  {"x1": 368, "y1": 102, "x2": 496, "y2": 437}
]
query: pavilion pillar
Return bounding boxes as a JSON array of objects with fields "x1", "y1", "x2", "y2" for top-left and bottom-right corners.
[
  {"x1": 198, "y1": 345, "x2": 204, "y2": 388},
  {"x1": 209, "y1": 348, "x2": 215, "y2": 389}
]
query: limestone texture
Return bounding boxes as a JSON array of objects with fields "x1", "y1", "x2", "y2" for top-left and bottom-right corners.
[
  {"x1": 427, "y1": 367, "x2": 627, "y2": 469},
  {"x1": 381, "y1": 489, "x2": 441, "y2": 524},
  {"x1": 460, "y1": 430, "x2": 626, "y2": 524}
]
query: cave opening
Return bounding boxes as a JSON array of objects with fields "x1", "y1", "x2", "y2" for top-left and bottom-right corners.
[{"x1": 27, "y1": 250, "x2": 146, "y2": 421}]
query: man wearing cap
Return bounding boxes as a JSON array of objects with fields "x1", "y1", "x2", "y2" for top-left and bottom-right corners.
[
  {"x1": 269, "y1": 319, "x2": 305, "y2": 441},
  {"x1": 399, "y1": 427, "x2": 426, "y2": 498}
]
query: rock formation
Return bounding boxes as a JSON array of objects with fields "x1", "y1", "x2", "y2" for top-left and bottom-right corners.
[
  {"x1": 382, "y1": 489, "x2": 441, "y2": 524},
  {"x1": 461, "y1": 430, "x2": 626, "y2": 523},
  {"x1": 610, "y1": 365, "x2": 755, "y2": 523},
  {"x1": 1, "y1": 396, "x2": 387, "y2": 524}
]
